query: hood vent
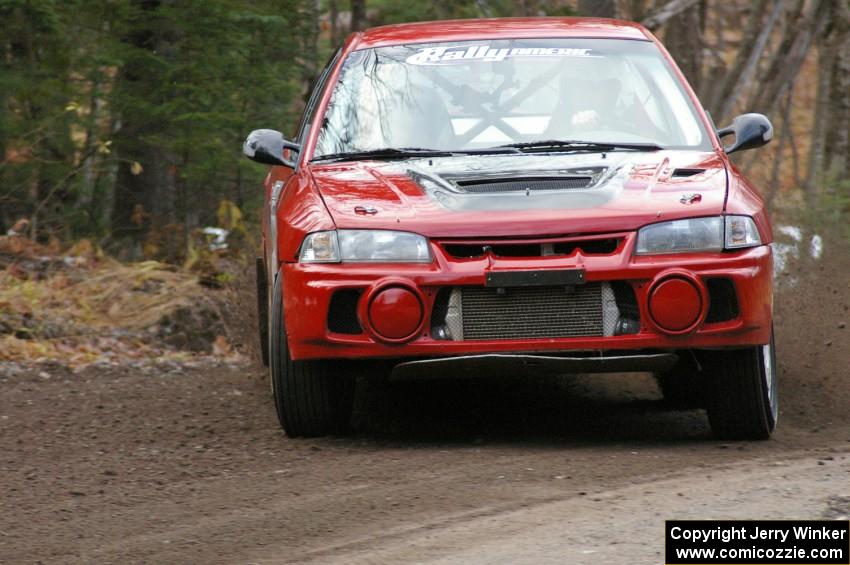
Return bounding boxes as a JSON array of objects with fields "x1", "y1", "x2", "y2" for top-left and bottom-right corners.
[{"x1": 454, "y1": 176, "x2": 593, "y2": 193}]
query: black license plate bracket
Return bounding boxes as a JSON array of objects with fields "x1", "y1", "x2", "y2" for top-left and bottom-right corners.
[{"x1": 485, "y1": 269, "x2": 586, "y2": 288}]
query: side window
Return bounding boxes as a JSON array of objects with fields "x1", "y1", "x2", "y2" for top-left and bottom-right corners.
[{"x1": 295, "y1": 49, "x2": 342, "y2": 147}]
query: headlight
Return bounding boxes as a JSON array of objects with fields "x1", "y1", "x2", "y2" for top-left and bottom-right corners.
[
  {"x1": 636, "y1": 217, "x2": 723, "y2": 254},
  {"x1": 636, "y1": 215, "x2": 761, "y2": 255},
  {"x1": 299, "y1": 230, "x2": 432, "y2": 263}
]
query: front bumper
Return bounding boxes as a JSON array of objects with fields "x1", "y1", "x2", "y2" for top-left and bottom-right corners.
[{"x1": 281, "y1": 233, "x2": 773, "y2": 361}]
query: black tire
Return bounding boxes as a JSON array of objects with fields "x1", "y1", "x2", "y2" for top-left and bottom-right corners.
[
  {"x1": 256, "y1": 258, "x2": 270, "y2": 367},
  {"x1": 704, "y1": 328, "x2": 778, "y2": 440},
  {"x1": 655, "y1": 352, "x2": 705, "y2": 408},
  {"x1": 269, "y1": 271, "x2": 355, "y2": 437}
]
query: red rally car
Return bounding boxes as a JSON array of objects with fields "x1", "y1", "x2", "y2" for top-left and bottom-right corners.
[{"x1": 244, "y1": 18, "x2": 777, "y2": 439}]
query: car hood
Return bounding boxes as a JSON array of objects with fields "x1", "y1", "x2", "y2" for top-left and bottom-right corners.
[{"x1": 309, "y1": 151, "x2": 727, "y2": 238}]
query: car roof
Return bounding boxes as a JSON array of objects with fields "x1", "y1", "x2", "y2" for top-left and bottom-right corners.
[{"x1": 351, "y1": 17, "x2": 651, "y2": 50}]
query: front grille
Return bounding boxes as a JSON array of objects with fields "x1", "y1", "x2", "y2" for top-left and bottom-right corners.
[
  {"x1": 461, "y1": 284, "x2": 603, "y2": 340},
  {"x1": 553, "y1": 238, "x2": 619, "y2": 255},
  {"x1": 442, "y1": 238, "x2": 621, "y2": 259},
  {"x1": 455, "y1": 176, "x2": 593, "y2": 193}
]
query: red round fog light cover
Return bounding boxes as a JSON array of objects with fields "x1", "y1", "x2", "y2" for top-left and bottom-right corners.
[
  {"x1": 367, "y1": 287, "x2": 423, "y2": 341},
  {"x1": 648, "y1": 277, "x2": 703, "y2": 333}
]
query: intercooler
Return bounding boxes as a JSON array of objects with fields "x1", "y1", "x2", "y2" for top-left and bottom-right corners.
[{"x1": 436, "y1": 282, "x2": 624, "y2": 341}]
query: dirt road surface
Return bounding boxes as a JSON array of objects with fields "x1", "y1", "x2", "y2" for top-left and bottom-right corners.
[{"x1": 2, "y1": 241, "x2": 849, "y2": 564}]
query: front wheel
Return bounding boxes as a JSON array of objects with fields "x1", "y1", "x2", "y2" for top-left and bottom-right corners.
[
  {"x1": 704, "y1": 328, "x2": 778, "y2": 440},
  {"x1": 269, "y1": 272, "x2": 355, "y2": 437}
]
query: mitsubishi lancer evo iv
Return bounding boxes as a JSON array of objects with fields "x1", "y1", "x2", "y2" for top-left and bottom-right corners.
[{"x1": 243, "y1": 17, "x2": 777, "y2": 439}]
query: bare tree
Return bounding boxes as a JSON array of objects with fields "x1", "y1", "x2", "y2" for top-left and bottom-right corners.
[
  {"x1": 802, "y1": 0, "x2": 849, "y2": 206},
  {"x1": 641, "y1": 0, "x2": 700, "y2": 31},
  {"x1": 749, "y1": 0, "x2": 827, "y2": 115},
  {"x1": 705, "y1": 0, "x2": 776, "y2": 122}
]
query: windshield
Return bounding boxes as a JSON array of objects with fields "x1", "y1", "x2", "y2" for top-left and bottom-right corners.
[{"x1": 314, "y1": 38, "x2": 711, "y2": 158}]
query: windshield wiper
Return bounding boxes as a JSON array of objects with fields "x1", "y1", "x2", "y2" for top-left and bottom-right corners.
[
  {"x1": 494, "y1": 140, "x2": 664, "y2": 153},
  {"x1": 313, "y1": 146, "x2": 524, "y2": 162},
  {"x1": 451, "y1": 147, "x2": 522, "y2": 155},
  {"x1": 312, "y1": 147, "x2": 456, "y2": 162}
]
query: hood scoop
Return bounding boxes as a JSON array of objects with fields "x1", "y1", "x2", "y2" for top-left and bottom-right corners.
[
  {"x1": 442, "y1": 167, "x2": 608, "y2": 194},
  {"x1": 405, "y1": 165, "x2": 622, "y2": 212},
  {"x1": 454, "y1": 176, "x2": 592, "y2": 193},
  {"x1": 671, "y1": 168, "x2": 706, "y2": 178}
]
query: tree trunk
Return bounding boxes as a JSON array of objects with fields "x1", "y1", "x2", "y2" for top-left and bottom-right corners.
[
  {"x1": 641, "y1": 0, "x2": 700, "y2": 31},
  {"x1": 300, "y1": 0, "x2": 321, "y2": 101},
  {"x1": 798, "y1": 0, "x2": 850, "y2": 209},
  {"x1": 28, "y1": 168, "x2": 40, "y2": 239},
  {"x1": 805, "y1": 38, "x2": 836, "y2": 211},
  {"x1": 518, "y1": 0, "x2": 540, "y2": 16},
  {"x1": 330, "y1": 0, "x2": 339, "y2": 47},
  {"x1": 76, "y1": 72, "x2": 107, "y2": 231},
  {"x1": 765, "y1": 85, "x2": 795, "y2": 212},
  {"x1": 663, "y1": 2, "x2": 703, "y2": 95},
  {"x1": 627, "y1": 0, "x2": 655, "y2": 22},
  {"x1": 350, "y1": 0, "x2": 365, "y2": 32},
  {"x1": 578, "y1": 0, "x2": 618, "y2": 18},
  {"x1": 824, "y1": 34, "x2": 850, "y2": 179},
  {"x1": 111, "y1": 0, "x2": 178, "y2": 259}
]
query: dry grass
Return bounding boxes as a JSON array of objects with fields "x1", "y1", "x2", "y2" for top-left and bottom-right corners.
[
  {"x1": 0, "y1": 238, "x2": 238, "y2": 366},
  {"x1": 0, "y1": 259, "x2": 198, "y2": 330}
]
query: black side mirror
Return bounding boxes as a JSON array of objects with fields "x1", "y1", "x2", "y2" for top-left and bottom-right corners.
[
  {"x1": 242, "y1": 129, "x2": 300, "y2": 167},
  {"x1": 716, "y1": 113, "x2": 773, "y2": 155}
]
